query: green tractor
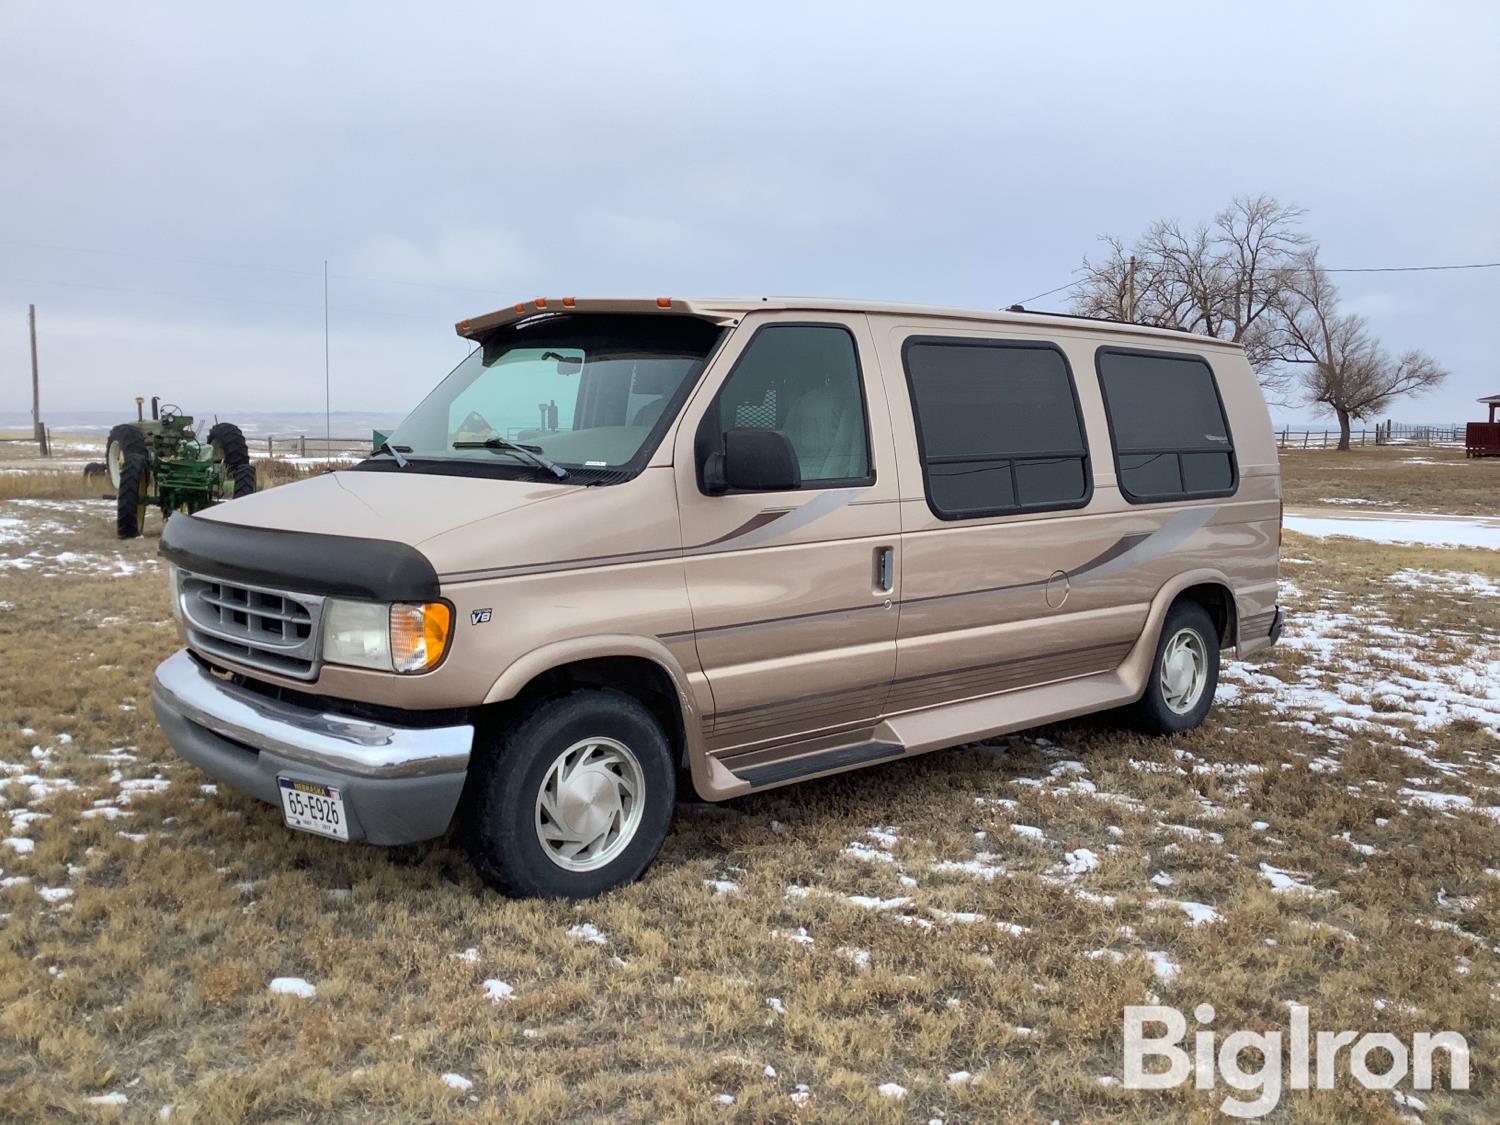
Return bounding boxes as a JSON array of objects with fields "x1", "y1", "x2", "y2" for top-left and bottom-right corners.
[{"x1": 105, "y1": 397, "x2": 257, "y2": 538}]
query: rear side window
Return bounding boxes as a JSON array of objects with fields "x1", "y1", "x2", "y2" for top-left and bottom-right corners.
[
  {"x1": 1096, "y1": 348, "x2": 1236, "y2": 503},
  {"x1": 902, "y1": 338, "x2": 1091, "y2": 519}
]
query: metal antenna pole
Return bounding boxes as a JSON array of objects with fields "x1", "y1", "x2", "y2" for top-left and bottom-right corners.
[{"x1": 324, "y1": 260, "x2": 331, "y2": 468}]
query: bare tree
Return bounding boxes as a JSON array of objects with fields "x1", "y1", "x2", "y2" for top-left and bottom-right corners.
[
  {"x1": 1274, "y1": 254, "x2": 1449, "y2": 450},
  {"x1": 1071, "y1": 194, "x2": 1309, "y2": 397}
]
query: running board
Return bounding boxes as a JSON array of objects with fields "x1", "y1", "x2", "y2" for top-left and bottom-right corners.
[{"x1": 729, "y1": 740, "x2": 905, "y2": 788}]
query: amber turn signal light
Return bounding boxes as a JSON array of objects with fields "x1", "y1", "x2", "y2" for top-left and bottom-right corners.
[{"x1": 389, "y1": 602, "x2": 452, "y2": 673}]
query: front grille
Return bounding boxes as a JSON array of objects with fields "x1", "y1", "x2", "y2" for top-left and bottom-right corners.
[{"x1": 179, "y1": 571, "x2": 324, "y2": 680}]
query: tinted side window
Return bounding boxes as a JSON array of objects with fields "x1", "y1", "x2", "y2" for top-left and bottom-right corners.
[
  {"x1": 903, "y1": 339, "x2": 1090, "y2": 519},
  {"x1": 699, "y1": 324, "x2": 872, "y2": 488},
  {"x1": 1097, "y1": 349, "x2": 1236, "y2": 502}
]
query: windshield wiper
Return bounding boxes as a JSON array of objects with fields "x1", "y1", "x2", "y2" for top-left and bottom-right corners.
[
  {"x1": 374, "y1": 441, "x2": 411, "y2": 468},
  {"x1": 451, "y1": 437, "x2": 570, "y2": 479}
]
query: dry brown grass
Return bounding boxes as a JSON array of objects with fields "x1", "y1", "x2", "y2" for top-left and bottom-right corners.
[
  {"x1": 0, "y1": 474, "x2": 1496, "y2": 1120},
  {"x1": 0, "y1": 473, "x2": 110, "y2": 502},
  {"x1": 254, "y1": 459, "x2": 335, "y2": 489},
  {"x1": 1280, "y1": 444, "x2": 1500, "y2": 515}
]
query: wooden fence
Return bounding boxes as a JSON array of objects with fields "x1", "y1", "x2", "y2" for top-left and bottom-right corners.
[
  {"x1": 1, "y1": 431, "x2": 373, "y2": 459},
  {"x1": 260, "y1": 435, "x2": 371, "y2": 459},
  {"x1": 1276, "y1": 424, "x2": 1464, "y2": 449}
]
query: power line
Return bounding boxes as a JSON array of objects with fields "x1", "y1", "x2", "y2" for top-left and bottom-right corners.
[
  {"x1": 1015, "y1": 279, "x2": 1085, "y2": 305},
  {"x1": 0, "y1": 238, "x2": 320, "y2": 278},
  {"x1": 1324, "y1": 261, "x2": 1500, "y2": 273},
  {"x1": 1013, "y1": 260, "x2": 1500, "y2": 308},
  {"x1": 0, "y1": 237, "x2": 515, "y2": 298},
  {"x1": 0, "y1": 273, "x2": 452, "y2": 323}
]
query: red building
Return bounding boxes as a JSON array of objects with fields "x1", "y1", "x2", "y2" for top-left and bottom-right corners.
[{"x1": 1468, "y1": 394, "x2": 1500, "y2": 457}]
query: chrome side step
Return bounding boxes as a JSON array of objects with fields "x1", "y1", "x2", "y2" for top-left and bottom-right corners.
[{"x1": 730, "y1": 740, "x2": 904, "y2": 788}]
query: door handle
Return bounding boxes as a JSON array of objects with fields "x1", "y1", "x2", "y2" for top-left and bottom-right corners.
[{"x1": 875, "y1": 546, "x2": 894, "y2": 593}]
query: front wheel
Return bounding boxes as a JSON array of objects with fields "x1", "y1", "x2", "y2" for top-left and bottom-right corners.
[
  {"x1": 464, "y1": 689, "x2": 676, "y2": 898},
  {"x1": 1130, "y1": 599, "x2": 1220, "y2": 734}
]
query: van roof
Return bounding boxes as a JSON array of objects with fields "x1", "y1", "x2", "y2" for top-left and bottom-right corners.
[{"x1": 455, "y1": 296, "x2": 1244, "y2": 351}]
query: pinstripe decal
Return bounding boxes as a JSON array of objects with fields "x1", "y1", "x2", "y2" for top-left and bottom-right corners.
[{"x1": 440, "y1": 490, "x2": 868, "y2": 583}]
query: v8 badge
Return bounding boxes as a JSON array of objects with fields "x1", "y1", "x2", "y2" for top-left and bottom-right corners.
[{"x1": 470, "y1": 608, "x2": 493, "y2": 625}]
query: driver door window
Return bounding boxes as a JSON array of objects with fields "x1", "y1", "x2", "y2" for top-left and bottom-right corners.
[{"x1": 698, "y1": 324, "x2": 873, "y2": 489}]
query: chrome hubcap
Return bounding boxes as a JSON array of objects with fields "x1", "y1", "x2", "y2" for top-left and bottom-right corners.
[
  {"x1": 1160, "y1": 628, "x2": 1208, "y2": 714},
  {"x1": 535, "y1": 737, "x2": 645, "y2": 872}
]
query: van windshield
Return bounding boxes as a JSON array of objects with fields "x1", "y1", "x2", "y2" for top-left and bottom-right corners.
[{"x1": 379, "y1": 313, "x2": 723, "y2": 478}]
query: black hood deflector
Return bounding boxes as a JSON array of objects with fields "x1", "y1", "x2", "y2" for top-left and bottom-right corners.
[{"x1": 159, "y1": 514, "x2": 441, "y2": 602}]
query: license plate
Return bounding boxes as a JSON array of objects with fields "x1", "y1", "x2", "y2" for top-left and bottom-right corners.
[{"x1": 277, "y1": 777, "x2": 349, "y2": 841}]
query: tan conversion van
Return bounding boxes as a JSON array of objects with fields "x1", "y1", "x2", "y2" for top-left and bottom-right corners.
[{"x1": 151, "y1": 297, "x2": 1283, "y2": 898}]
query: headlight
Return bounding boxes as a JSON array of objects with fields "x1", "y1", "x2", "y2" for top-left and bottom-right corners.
[
  {"x1": 321, "y1": 599, "x2": 452, "y2": 674},
  {"x1": 322, "y1": 599, "x2": 390, "y2": 670}
]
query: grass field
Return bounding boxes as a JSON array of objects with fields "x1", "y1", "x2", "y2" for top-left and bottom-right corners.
[
  {"x1": 1279, "y1": 443, "x2": 1500, "y2": 515},
  {"x1": 1, "y1": 444, "x2": 1496, "y2": 1121}
]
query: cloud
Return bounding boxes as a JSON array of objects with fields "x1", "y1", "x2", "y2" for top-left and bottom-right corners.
[
  {"x1": 2, "y1": 0, "x2": 1497, "y2": 424},
  {"x1": 1340, "y1": 291, "x2": 1410, "y2": 318},
  {"x1": 345, "y1": 227, "x2": 530, "y2": 291},
  {"x1": 20, "y1": 309, "x2": 469, "y2": 416},
  {"x1": 573, "y1": 210, "x2": 693, "y2": 257}
]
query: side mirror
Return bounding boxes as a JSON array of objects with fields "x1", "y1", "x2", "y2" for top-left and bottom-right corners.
[{"x1": 705, "y1": 428, "x2": 801, "y2": 493}]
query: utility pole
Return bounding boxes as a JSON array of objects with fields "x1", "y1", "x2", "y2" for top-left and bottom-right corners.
[
  {"x1": 1125, "y1": 255, "x2": 1137, "y2": 322},
  {"x1": 28, "y1": 304, "x2": 48, "y2": 456}
]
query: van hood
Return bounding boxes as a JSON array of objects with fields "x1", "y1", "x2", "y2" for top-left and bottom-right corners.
[
  {"x1": 194, "y1": 470, "x2": 580, "y2": 545},
  {"x1": 185, "y1": 465, "x2": 684, "y2": 587}
]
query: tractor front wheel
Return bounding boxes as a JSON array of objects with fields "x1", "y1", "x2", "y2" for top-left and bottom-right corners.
[
  {"x1": 206, "y1": 423, "x2": 255, "y2": 498},
  {"x1": 106, "y1": 424, "x2": 149, "y2": 539}
]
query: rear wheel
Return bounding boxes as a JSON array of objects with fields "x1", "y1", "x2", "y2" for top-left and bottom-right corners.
[
  {"x1": 106, "y1": 425, "x2": 149, "y2": 538},
  {"x1": 206, "y1": 422, "x2": 255, "y2": 498},
  {"x1": 230, "y1": 462, "x2": 257, "y2": 499},
  {"x1": 464, "y1": 689, "x2": 675, "y2": 898},
  {"x1": 1130, "y1": 599, "x2": 1220, "y2": 734}
]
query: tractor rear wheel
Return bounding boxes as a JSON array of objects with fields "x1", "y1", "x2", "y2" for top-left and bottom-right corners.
[
  {"x1": 207, "y1": 422, "x2": 255, "y2": 499},
  {"x1": 106, "y1": 424, "x2": 149, "y2": 539},
  {"x1": 231, "y1": 463, "x2": 257, "y2": 498}
]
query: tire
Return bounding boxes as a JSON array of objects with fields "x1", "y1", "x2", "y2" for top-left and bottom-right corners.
[
  {"x1": 464, "y1": 689, "x2": 676, "y2": 898},
  {"x1": 106, "y1": 424, "x2": 149, "y2": 539},
  {"x1": 208, "y1": 423, "x2": 255, "y2": 500},
  {"x1": 230, "y1": 462, "x2": 257, "y2": 499},
  {"x1": 1130, "y1": 599, "x2": 1220, "y2": 735}
]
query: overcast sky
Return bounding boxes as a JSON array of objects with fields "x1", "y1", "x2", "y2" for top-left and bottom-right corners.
[{"x1": 3, "y1": 0, "x2": 1497, "y2": 426}]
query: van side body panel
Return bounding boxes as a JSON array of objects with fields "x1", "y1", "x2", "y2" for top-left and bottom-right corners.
[{"x1": 669, "y1": 312, "x2": 905, "y2": 772}]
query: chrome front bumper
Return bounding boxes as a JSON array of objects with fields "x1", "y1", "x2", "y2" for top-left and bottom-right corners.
[{"x1": 150, "y1": 649, "x2": 473, "y2": 844}]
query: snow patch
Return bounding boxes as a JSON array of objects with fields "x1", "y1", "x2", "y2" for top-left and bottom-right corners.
[
  {"x1": 1286, "y1": 514, "x2": 1500, "y2": 551},
  {"x1": 268, "y1": 977, "x2": 316, "y2": 998}
]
